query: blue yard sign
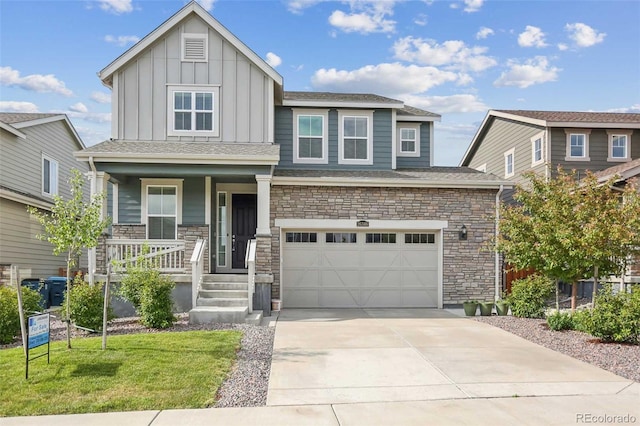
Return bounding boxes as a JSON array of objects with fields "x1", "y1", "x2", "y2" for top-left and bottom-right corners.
[{"x1": 26, "y1": 313, "x2": 50, "y2": 379}]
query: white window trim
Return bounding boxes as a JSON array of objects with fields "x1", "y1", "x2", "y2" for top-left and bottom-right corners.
[
  {"x1": 181, "y1": 33, "x2": 208, "y2": 62},
  {"x1": 292, "y1": 108, "x2": 329, "y2": 164},
  {"x1": 167, "y1": 85, "x2": 220, "y2": 138},
  {"x1": 531, "y1": 131, "x2": 545, "y2": 167},
  {"x1": 476, "y1": 163, "x2": 487, "y2": 173},
  {"x1": 607, "y1": 130, "x2": 632, "y2": 162},
  {"x1": 41, "y1": 154, "x2": 59, "y2": 198},
  {"x1": 564, "y1": 129, "x2": 591, "y2": 161},
  {"x1": 504, "y1": 148, "x2": 515, "y2": 178},
  {"x1": 338, "y1": 110, "x2": 374, "y2": 165},
  {"x1": 397, "y1": 123, "x2": 421, "y2": 157},
  {"x1": 140, "y1": 179, "x2": 183, "y2": 238}
]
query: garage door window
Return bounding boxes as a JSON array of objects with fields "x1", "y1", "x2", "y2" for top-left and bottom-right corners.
[
  {"x1": 366, "y1": 233, "x2": 396, "y2": 243},
  {"x1": 286, "y1": 232, "x2": 317, "y2": 243},
  {"x1": 326, "y1": 232, "x2": 357, "y2": 243},
  {"x1": 405, "y1": 233, "x2": 435, "y2": 244}
]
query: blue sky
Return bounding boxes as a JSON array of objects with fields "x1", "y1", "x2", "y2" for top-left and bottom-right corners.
[{"x1": 1, "y1": 0, "x2": 639, "y2": 165}]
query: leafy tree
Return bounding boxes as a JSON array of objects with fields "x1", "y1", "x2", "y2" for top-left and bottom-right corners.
[
  {"x1": 28, "y1": 168, "x2": 111, "y2": 348},
  {"x1": 496, "y1": 167, "x2": 640, "y2": 311}
]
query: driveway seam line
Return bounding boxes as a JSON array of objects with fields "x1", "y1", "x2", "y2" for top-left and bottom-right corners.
[
  {"x1": 147, "y1": 410, "x2": 161, "y2": 425},
  {"x1": 330, "y1": 404, "x2": 341, "y2": 425}
]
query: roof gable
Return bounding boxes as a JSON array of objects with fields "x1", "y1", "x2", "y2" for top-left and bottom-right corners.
[
  {"x1": 0, "y1": 113, "x2": 85, "y2": 149},
  {"x1": 99, "y1": 1, "x2": 282, "y2": 87}
]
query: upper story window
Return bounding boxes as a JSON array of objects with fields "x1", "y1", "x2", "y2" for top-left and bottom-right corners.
[
  {"x1": 531, "y1": 132, "x2": 544, "y2": 167},
  {"x1": 607, "y1": 131, "x2": 632, "y2": 162},
  {"x1": 182, "y1": 33, "x2": 207, "y2": 62},
  {"x1": 338, "y1": 110, "x2": 374, "y2": 165},
  {"x1": 167, "y1": 85, "x2": 220, "y2": 138},
  {"x1": 504, "y1": 148, "x2": 515, "y2": 178},
  {"x1": 42, "y1": 155, "x2": 59, "y2": 197},
  {"x1": 397, "y1": 124, "x2": 420, "y2": 157},
  {"x1": 292, "y1": 109, "x2": 328, "y2": 164},
  {"x1": 565, "y1": 129, "x2": 591, "y2": 161},
  {"x1": 141, "y1": 179, "x2": 183, "y2": 240}
]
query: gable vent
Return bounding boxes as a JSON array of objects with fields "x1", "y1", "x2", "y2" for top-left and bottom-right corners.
[{"x1": 182, "y1": 34, "x2": 207, "y2": 62}]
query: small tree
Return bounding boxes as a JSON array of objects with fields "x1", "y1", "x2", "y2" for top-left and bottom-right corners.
[{"x1": 28, "y1": 169, "x2": 110, "y2": 348}]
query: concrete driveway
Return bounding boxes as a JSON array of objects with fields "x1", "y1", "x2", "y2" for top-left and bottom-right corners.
[{"x1": 267, "y1": 309, "x2": 635, "y2": 408}]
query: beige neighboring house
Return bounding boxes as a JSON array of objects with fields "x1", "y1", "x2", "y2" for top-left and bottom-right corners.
[{"x1": 0, "y1": 113, "x2": 89, "y2": 285}]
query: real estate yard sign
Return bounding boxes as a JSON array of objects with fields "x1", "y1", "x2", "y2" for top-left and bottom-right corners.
[{"x1": 26, "y1": 313, "x2": 50, "y2": 379}]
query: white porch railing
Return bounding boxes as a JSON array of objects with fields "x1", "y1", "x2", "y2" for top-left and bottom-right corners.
[
  {"x1": 106, "y1": 239, "x2": 186, "y2": 273},
  {"x1": 245, "y1": 239, "x2": 257, "y2": 314},
  {"x1": 190, "y1": 238, "x2": 207, "y2": 308}
]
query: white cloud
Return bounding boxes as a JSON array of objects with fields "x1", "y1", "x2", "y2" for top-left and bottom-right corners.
[
  {"x1": 494, "y1": 56, "x2": 560, "y2": 88},
  {"x1": 74, "y1": 125, "x2": 110, "y2": 147},
  {"x1": 91, "y1": 91, "x2": 111, "y2": 104},
  {"x1": 463, "y1": 0, "x2": 483, "y2": 13},
  {"x1": 69, "y1": 102, "x2": 88, "y2": 113},
  {"x1": 286, "y1": 0, "x2": 324, "y2": 14},
  {"x1": 328, "y1": 9, "x2": 395, "y2": 34},
  {"x1": 401, "y1": 94, "x2": 488, "y2": 114},
  {"x1": 414, "y1": 13, "x2": 427, "y2": 26},
  {"x1": 196, "y1": 0, "x2": 215, "y2": 11},
  {"x1": 393, "y1": 37, "x2": 497, "y2": 72},
  {"x1": 518, "y1": 25, "x2": 547, "y2": 48},
  {"x1": 99, "y1": 0, "x2": 132, "y2": 14},
  {"x1": 266, "y1": 52, "x2": 282, "y2": 68},
  {"x1": 565, "y1": 23, "x2": 606, "y2": 47},
  {"x1": 0, "y1": 66, "x2": 73, "y2": 96},
  {"x1": 476, "y1": 27, "x2": 494, "y2": 40},
  {"x1": 311, "y1": 62, "x2": 459, "y2": 96},
  {"x1": 104, "y1": 35, "x2": 140, "y2": 47},
  {"x1": 557, "y1": 43, "x2": 568, "y2": 51},
  {"x1": 607, "y1": 104, "x2": 640, "y2": 113},
  {"x1": 0, "y1": 101, "x2": 39, "y2": 113},
  {"x1": 63, "y1": 110, "x2": 112, "y2": 124}
]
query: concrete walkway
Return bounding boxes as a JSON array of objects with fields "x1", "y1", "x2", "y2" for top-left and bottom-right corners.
[{"x1": 2, "y1": 309, "x2": 638, "y2": 425}]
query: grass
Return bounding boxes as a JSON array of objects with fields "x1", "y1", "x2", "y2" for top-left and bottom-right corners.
[{"x1": 0, "y1": 330, "x2": 242, "y2": 417}]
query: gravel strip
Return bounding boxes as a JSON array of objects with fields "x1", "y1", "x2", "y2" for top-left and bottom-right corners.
[{"x1": 474, "y1": 316, "x2": 640, "y2": 383}]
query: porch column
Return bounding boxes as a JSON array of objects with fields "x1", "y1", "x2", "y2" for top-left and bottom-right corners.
[
  {"x1": 255, "y1": 174, "x2": 272, "y2": 237},
  {"x1": 86, "y1": 171, "x2": 110, "y2": 284}
]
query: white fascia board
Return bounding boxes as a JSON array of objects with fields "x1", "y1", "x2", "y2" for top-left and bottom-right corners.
[
  {"x1": 490, "y1": 110, "x2": 547, "y2": 127},
  {"x1": 0, "y1": 122, "x2": 26, "y2": 138},
  {"x1": 0, "y1": 189, "x2": 52, "y2": 211},
  {"x1": 396, "y1": 116, "x2": 441, "y2": 122},
  {"x1": 271, "y1": 176, "x2": 513, "y2": 189},
  {"x1": 73, "y1": 152, "x2": 280, "y2": 165},
  {"x1": 282, "y1": 100, "x2": 405, "y2": 109},
  {"x1": 275, "y1": 218, "x2": 449, "y2": 230},
  {"x1": 99, "y1": 2, "x2": 282, "y2": 86},
  {"x1": 13, "y1": 115, "x2": 86, "y2": 149}
]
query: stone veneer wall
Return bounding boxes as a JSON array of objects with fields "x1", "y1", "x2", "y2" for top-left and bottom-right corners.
[{"x1": 269, "y1": 185, "x2": 498, "y2": 304}]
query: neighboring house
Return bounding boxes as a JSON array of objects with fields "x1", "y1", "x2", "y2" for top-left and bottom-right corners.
[
  {"x1": 75, "y1": 1, "x2": 510, "y2": 322},
  {"x1": 0, "y1": 113, "x2": 89, "y2": 285}
]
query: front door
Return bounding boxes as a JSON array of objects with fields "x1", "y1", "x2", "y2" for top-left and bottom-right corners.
[{"x1": 231, "y1": 194, "x2": 257, "y2": 269}]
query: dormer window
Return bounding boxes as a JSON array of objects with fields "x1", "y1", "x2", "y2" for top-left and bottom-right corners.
[
  {"x1": 182, "y1": 33, "x2": 207, "y2": 62},
  {"x1": 607, "y1": 130, "x2": 632, "y2": 162},
  {"x1": 338, "y1": 110, "x2": 374, "y2": 165},
  {"x1": 397, "y1": 124, "x2": 420, "y2": 157},
  {"x1": 167, "y1": 85, "x2": 220, "y2": 137}
]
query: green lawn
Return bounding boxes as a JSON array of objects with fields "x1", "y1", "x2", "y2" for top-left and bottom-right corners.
[{"x1": 0, "y1": 330, "x2": 242, "y2": 417}]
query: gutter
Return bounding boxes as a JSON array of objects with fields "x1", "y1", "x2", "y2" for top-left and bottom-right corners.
[{"x1": 495, "y1": 184, "x2": 504, "y2": 301}]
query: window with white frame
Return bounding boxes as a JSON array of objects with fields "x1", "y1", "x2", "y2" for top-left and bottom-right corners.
[
  {"x1": 293, "y1": 109, "x2": 328, "y2": 164},
  {"x1": 397, "y1": 124, "x2": 420, "y2": 157},
  {"x1": 167, "y1": 85, "x2": 220, "y2": 137},
  {"x1": 607, "y1": 131, "x2": 631, "y2": 162},
  {"x1": 42, "y1": 155, "x2": 58, "y2": 197},
  {"x1": 565, "y1": 129, "x2": 590, "y2": 161},
  {"x1": 141, "y1": 179, "x2": 183, "y2": 240},
  {"x1": 531, "y1": 132, "x2": 544, "y2": 167},
  {"x1": 504, "y1": 148, "x2": 515, "y2": 178},
  {"x1": 338, "y1": 110, "x2": 373, "y2": 165}
]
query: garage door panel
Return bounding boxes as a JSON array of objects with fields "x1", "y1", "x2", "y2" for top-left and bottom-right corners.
[
  {"x1": 402, "y1": 250, "x2": 438, "y2": 267},
  {"x1": 361, "y1": 290, "x2": 402, "y2": 307},
  {"x1": 284, "y1": 248, "x2": 321, "y2": 268},
  {"x1": 361, "y1": 269, "x2": 402, "y2": 288},
  {"x1": 286, "y1": 289, "x2": 320, "y2": 308},
  {"x1": 323, "y1": 250, "x2": 359, "y2": 267},
  {"x1": 402, "y1": 289, "x2": 438, "y2": 307},
  {"x1": 360, "y1": 250, "x2": 401, "y2": 268},
  {"x1": 401, "y1": 269, "x2": 438, "y2": 288},
  {"x1": 283, "y1": 268, "x2": 321, "y2": 288},
  {"x1": 321, "y1": 269, "x2": 361, "y2": 288},
  {"x1": 321, "y1": 290, "x2": 360, "y2": 307}
]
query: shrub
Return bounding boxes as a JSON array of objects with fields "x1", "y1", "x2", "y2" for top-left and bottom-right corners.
[
  {"x1": 118, "y1": 267, "x2": 176, "y2": 329},
  {"x1": 507, "y1": 274, "x2": 554, "y2": 318},
  {"x1": 546, "y1": 310, "x2": 574, "y2": 331},
  {"x1": 582, "y1": 284, "x2": 640, "y2": 344},
  {"x1": 61, "y1": 276, "x2": 114, "y2": 332},
  {"x1": 570, "y1": 309, "x2": 591, "y2": 333},
  {"x1": 0, "y1": 286, "x2": 42, "y2": 344}
]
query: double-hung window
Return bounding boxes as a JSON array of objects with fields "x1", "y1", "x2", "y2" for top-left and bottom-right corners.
[
  {"x1": 531, "y1": 132, "x2": 544, "y2": 167},
  {"x1": 167, "y1": 85, "x2": 220, "y2": 137},
  {"x1": 338, "y1": 110, "x2": 373, "y2": 165},
  {"x1": 42, "y1": 155, "x2": 58, "y2": 197},
  {"x1": 397, "y1": 124, "x2": 420, "y2": 157},
  {"x1": 504, "y1": 148, "x2": 515, "y2": 178},
  {"x1": 565, "y1": 129, "x2": 590, "y2": 161},
  {"x1": 607, "y1": 131, "x2": 631, "y2": 162},
  {"x1": 293, "y1": 109, "x2": 328, "y2": 164},
  {"x1": 141, "y1": 179, "x2": 183, "y2": 240}
]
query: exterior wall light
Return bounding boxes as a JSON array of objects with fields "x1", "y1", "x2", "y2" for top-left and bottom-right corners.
[{"x1": 459, "y1": 224, "x2": 467, "y2": 241}]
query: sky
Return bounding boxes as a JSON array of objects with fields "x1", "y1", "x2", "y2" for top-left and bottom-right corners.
[{"x1": 1, "y1": 0, "x2": 639, "y2": 166}]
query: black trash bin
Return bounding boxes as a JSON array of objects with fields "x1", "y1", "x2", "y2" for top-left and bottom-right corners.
[
  {"x1": 21, "y1": 278, "x2": 49, "y2": 309},
  {"x1": 46, "y1": 276, "x2": 68, "y2": 307}
]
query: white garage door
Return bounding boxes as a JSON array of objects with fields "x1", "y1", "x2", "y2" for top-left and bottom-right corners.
[{"x1": 282, "y1": 230, "x2": 439, "y2": 308}]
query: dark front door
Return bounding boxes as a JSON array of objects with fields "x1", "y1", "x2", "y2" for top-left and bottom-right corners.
[{"x1": 231, "y1": 194, "x2": 257, "y2": 269}]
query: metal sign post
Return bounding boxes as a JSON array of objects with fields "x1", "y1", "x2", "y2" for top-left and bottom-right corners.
[{"x1": 26, "y1": 313, "x2": 50, "y2": 379}]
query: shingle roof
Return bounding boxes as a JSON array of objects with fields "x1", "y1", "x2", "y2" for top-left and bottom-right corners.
[
  {"x1": 284, "y1": 91, "x2": 402, "y2": 104},
  {"x1": 494, "y1": 110, "x2": 640, "y2": 124},
  {"x1": 274, "y1": 167, "x2": 506, "y2": 183},
  {"x1": 0, "y1": 113, "x2": 59, "y2": 124},
  {"x1": 77, "y1": 140, "x2": 280, "y2": 158},
  {"x1": 397, "y1": 105, "x2": 441, "y2": 119},
  {"x1": 592, "y1": 158, "x2": 640, "y2": 182}
]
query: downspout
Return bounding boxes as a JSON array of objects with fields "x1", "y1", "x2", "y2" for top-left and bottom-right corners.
[
  {"x1": 495, "y1": 184, "x2": 504, "y2": 301},
  {"x1": 88, "y1": 157, "x2": 97, "y2": 285}
]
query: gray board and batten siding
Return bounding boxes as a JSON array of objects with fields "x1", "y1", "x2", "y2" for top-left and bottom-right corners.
[{"x1": 113, "y1": 14, "x2": 274, "y2": 144}]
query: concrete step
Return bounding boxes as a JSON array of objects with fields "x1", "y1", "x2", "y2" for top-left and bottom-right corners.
[
  {"x1": 198, "y1": 289, "x2": 248, "y2": 299},
  {"x1": 196, "y1": 297, "x2": 248, "y2": 307},
  {"x1": 189, "y1": 306, "x2": 248, "y2": 324},
  {"x1": 200, "y1": 282, "x2": 246, "y2": 291},
  {"x1": 202, "y1": 274, "x2": 247, "y2": 283},
  {"x1": 245, "y1": 310, "x2": 263, "y2": 325}
]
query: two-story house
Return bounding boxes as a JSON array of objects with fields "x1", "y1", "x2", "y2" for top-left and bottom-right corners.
[
  {"x1": 75, "y1": 1, "x2": 510, "y2": 322},
  {"x1": 0, "y1": 113, "x2": 89, "y2": 284}
]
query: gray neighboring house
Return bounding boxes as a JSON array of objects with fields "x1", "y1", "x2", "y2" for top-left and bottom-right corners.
[
  {"x1": 75, "y1": 1, "x2": 510, "y2": 322},
  {"x1": 0, "y1": 113, "x2": 89, "y2": 284}
]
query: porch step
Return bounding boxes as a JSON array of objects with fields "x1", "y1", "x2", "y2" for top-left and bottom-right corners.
[
  {"x1": 196, "y1": 297, "x2": 248, "y2": 307},
  {"x1": 200, "y1": 282, "x2": 246, "y2": 291},
  {"x1": 202, "y1": 274, "x2": 247, "y2": 283},
  {"x1": 245, "y1": 310, "x2": 263, "y2": 325},
  {"x1": 189, "y1": 306, "x2": 248, "y2": 324},
  {"x1": 198, "y1": 289, "x2": 248, "y2": 298}
]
